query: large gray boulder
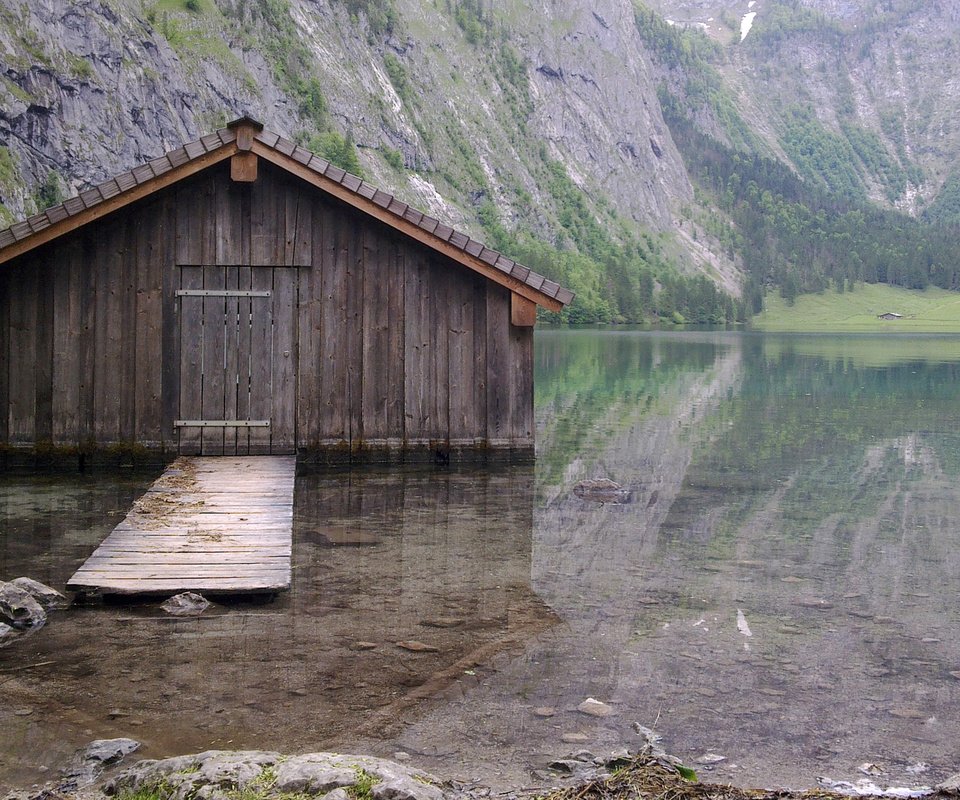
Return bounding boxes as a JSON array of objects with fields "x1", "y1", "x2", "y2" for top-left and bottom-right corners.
[
  {"x1": 160, "y1": 592, "x2": 211, "y2": 617},
  {"x1": 0, "y1": 621, "x2": 17, "y2": 647},
  {"x1": 11, "y1": 577, "x2": 69, "y2": 611},
  {"x1": 60, "y1": 738, "x2": 142, "y2": 789},
  {"x1": 107, "y1": 751, "x2": 448, "y2": 800},
  {"x1": 0, "y1": 581, "x2": 46, "y2": 633}
]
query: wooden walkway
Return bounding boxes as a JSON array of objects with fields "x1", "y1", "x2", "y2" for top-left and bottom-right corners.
[{"x1": 67, "y1": 456, "x2": 296, "y2": 595}]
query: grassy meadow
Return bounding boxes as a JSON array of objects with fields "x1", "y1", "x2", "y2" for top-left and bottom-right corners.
[{"x1": 752, "y1": 284, "x2": 960, "y2": 332}]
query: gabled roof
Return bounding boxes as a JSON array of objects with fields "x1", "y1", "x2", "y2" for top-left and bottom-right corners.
[{"x1": 0, "y1": 116, "x2": 574, "y2": 312}]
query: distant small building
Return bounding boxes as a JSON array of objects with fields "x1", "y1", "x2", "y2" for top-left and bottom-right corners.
[
  {"x1": 0, "y1": 116, "x2": 573, "y2": 466},
  {"x1": 878, "y1": 312, "x2": 903, "y2": 320}
]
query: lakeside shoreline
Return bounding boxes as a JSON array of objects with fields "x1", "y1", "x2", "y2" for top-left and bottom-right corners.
[{"x1": 5, "y1": 743, "x2": 958, "y2": 800}]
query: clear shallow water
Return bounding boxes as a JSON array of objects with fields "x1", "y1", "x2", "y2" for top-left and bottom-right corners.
[{"x1": 3, "y1": 331, "x2": 960, "y2": 792}]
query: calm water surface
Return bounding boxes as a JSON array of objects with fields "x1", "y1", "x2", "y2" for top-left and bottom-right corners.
[{"x1": 2, "y1": 331, "x2": 960, "y2": 792}]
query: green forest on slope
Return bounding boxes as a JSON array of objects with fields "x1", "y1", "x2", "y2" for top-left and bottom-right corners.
[{"x1": 632, "y1": 0, "x2": 960, "y2": 317}]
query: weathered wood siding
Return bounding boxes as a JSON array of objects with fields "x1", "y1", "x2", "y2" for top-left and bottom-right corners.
[{"x1": 0, "y1": 160, "x2": 533, "y2": 461}]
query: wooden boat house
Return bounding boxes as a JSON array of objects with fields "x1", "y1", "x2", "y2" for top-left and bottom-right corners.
[{"x1": 0, "y1": 117, "x2": 573, "y2": 466}]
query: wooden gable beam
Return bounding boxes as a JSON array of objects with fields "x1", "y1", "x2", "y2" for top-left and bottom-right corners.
[
  {"x1": 251, "y1": 143, "x2": 565, "y2": 313},
  {"x1": 231, "y1": 152, "x2": 258, "y2": 182},
  {"x1": 511, "y1": 292, "x2": 538, "y2": 327}
]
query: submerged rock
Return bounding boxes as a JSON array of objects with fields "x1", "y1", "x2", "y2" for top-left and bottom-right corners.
[
  {"x1": 107, "y1": 751, "x2": 448, "y2": 800},
  {"x1": 0, "y1": 621, "x2": 17, "y2": 647},
  {"x1": 577, "y1": 698, "x2": 614, "y2": 717},
  {"x1": 396, "y1": 640, "x2": 439, "y2": 653},
  {"x1": 160, "y1": 591, "x2": 211, "y2": 616},
  {"x1": 0, "y1": 581, "x2": 47, "y2": 632},
  {"x1": 696, "y1": 753, "x2": 726, "y2": 765},
  {"x1": 572, "y1": 478, "x2": 631, "y2": 504},
  {"x1": 11, "y1": 577, "x2": 70, "y2": 611}
]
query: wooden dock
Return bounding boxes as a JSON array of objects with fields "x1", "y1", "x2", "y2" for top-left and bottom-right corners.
[{"x1": 67, "y1": 456, "x2": 296, "y2": 595}]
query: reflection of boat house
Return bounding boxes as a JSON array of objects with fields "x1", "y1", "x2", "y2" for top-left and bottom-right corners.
[{"x1": 0, "y1": 117, "x2": 572, "y2": 467}]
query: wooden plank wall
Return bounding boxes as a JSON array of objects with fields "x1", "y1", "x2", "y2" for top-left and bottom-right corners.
[{"x1": 0, "y1": 160, "x2": 534, "y2": 459}]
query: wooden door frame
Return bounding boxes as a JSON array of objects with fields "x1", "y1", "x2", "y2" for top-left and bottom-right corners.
[{"x1": 173, "y1": 265, "x2": 299, "y2": 455}]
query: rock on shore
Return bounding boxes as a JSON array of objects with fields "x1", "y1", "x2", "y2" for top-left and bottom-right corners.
[{"x1": 106, "y1": 751, "x2": 448, "y2": 800}]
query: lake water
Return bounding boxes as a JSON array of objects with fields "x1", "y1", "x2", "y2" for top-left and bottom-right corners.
[{"x1": 2, "y1": 330, "x2": 960, "y2": 792}]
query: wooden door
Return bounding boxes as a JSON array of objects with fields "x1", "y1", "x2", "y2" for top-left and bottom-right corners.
[{"x1": 176, "y1": 266, "x2": 297, "y2": 455}]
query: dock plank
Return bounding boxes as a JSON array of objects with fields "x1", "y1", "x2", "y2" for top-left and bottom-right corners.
[{"x1": 67, "y1": 455, "x2": 296, "y2": 595}]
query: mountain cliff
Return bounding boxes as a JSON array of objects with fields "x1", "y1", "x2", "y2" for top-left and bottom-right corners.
[{"x1": 1, "y1": 0, "x2": 959, "y2": 321}]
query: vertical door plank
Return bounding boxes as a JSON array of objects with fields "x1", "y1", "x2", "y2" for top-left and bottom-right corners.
[
  {"x1": 385, "y1": 238, "x2": 405, "y2": 444},
  {"x1": 198, "y1": 172, "x2": 217, "y2": 267},
  {"x1": 118, "y1": 221, "x2": 137, "y2": 444},
  {"x1": 485, "y1": 283, "x2": 511, "y2": 445},
  {"x1": 52, "y1": 239, "x2": 82, "y2": 445},
  {"x1": 0, "y1": 267, "x2": 9, "y2": 444},
  {"x1": 200, "y1": 265, "x2": 226, "y2": 455},
  {"x1": 283, "y1": 183, "x2": 309, "y2": 266},
  {"x1": 135, "y1": 200, "x2": 164, "y2": 447},
  {"x1": 216, "y1": 178, "x2": 241, "y2": 455},
  {"x1": 161, "y1": 194, "x2": 181, "y2": 453},
  {"x1": 235, "y1": 265, "x2": 252, "y2": 455},
  {"x1": 247, "y1": 268, "x2": 274, "y2": 454},
  {"x1": 403, "y1": 251, "x2": 429, "y2": 444},
  {"x1": 447, "y1": 268, "x2": 477, "y2": 444},
  {"x1": 472, "y1": 275, "x2": 488, "y2": 443},
  {"x1": 297, "y1": 252, "x2": 322, "y2": 450},
  {"x1": 271, "y1": 266, "x2": 297, "y2": 454},
  {"x1": 252, "y1": 164, "x2": 283, "y2": 266},
  {"x1": 361, "y1": 226, "x2": 388, "y2": 442},
  {"x1": 345, "y1": 223, "x2": 363, "y2": 448},
  {"x1": 94, "y1": 223, "x2": 123, "y2": 444},
  {"x1": 78, "y1": 235, "x2": 97, "y2": 446},
  {"x1": 430, "y1": 258, "x2": 450, "y2": 443},
  {"x1": 216, "y1": 174, "x2": 243, "y2": 265},
  {"x1": 510, "y1": 323, "x2": 534, "y2": 447},
  {"x1": 34, "y1": 259, "x2": 53, "y2": 444},
  {"x1": 319, "y1": 203, "x2": 347, "y2": 444},
  {"x1": 250, "y1": 164, "x2": 267, "y2": 265},
  {"x1": 175, "y1": 177, "x2": 206, "y2": 267},
  {"x1": 178, "y1": 266, "x2": 204, "y2": 455},
  {"x1": 237, "y1": 184, "x2": 252, "y2": 454},
  {"x1": 293, "y1": 188, "x2": 317, "y2": 449},
  {"x1": 8, "y1": 262, "x2": 37, "y2": 444},
  {"x1": 222, "y1": 267, "x2": 240, "y2": 456}
]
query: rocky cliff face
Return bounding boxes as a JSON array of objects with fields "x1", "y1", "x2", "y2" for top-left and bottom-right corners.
[
  {"x1": 0, "y1": 0, "x2": 691, "y2": 240},
  {"x1": 0, "y1": 0, "x2": 285, "y2": 217},
  {"x1": 643, "y1": 0, "x2": 960, "y2": 214}
]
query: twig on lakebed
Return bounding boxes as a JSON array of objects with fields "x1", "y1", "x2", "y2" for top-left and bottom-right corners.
[{"x1": 0, "y1": 659, "x2": 58, "y2": 673}]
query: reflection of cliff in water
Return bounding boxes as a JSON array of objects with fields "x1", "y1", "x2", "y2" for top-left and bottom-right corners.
[
  {"x1": 0, "y1": 468, "x2": 548, "y2": 792},
  {"x1": 372, "y1": 332, "x2": 960, "y2": 793},
  {"x1": 533, "y1": 331, "x2": 744, "y2": 620},
  {"x1": 529, "y1": 334, "x2": 960, "y2": 790},
  {"x1": 381, "y1": 331, "x2": 745, "y2": 786}
]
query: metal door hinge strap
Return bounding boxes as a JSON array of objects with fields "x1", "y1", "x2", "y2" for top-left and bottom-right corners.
[
  {"x1": 176, "y1": 289, "x2": 272, "y2": 297},
  {"x1": 175, "y1": 420, "x2": 271, "y2": 428}
]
